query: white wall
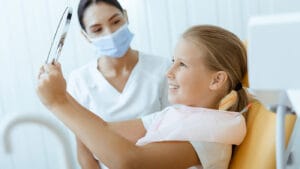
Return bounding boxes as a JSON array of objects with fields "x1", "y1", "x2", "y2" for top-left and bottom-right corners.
[{"x1": 0, "y1": 0, "x2": 300, "y2": 169}]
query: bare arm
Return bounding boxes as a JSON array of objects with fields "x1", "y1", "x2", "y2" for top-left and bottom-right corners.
[
  {"x1": 51, "y1": 97, "x2": 200, "y2": 169},
  {"x1": 67, "y1": 93, "x2": 147, "y2": 143},
  {"x1": 75, "y1": 116, "x2": 149, "y2": 169},
  {"x1": 76, "y1": 138, "x2": 100, "y2": 169},
  {"x1": 75, "y1": 114, "x2": 145, "y2": 169},
  {"x1": 76, "y1": 118, "x2": 147, "y2": 169},
  {"x1": 37, "y1": 63, "x2": 200, "y2": 169}
]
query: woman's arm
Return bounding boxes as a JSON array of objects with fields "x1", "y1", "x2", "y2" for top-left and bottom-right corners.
[
  {"x1": 76, "y1": 119, "x2": 148, "y2": 169},
  {"x1": 37, "y1": 63, "x2": 200, "y2": 169},
  {"x1": 67, "y1": 92, "x2": 147, "y2": 143}
]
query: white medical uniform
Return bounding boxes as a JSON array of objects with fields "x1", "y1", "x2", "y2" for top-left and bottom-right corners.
[
  {"x1": 67, "y1": 52, "x2": 170, "y2": 121},
  {"x1": 141, "y1": 111, "x2": 232, "y2": 169},
  {"x1": 67, "y1": 52, "x2": 170, "y2": 168}
]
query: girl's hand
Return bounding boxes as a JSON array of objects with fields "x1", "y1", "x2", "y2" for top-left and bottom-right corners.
[{"x1": 36, "y1": 61, "x2": 68, "y2": 109}]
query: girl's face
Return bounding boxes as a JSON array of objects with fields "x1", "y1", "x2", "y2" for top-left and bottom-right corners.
[
  {"x1": 83, "y1": 2, "x2": 127, "y2": 38},
  {"x1": 167, "y1": 38, "x2": 219, "y2": 107}
]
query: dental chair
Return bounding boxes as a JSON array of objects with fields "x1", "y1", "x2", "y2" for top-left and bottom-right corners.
[
  {"x1": 218, "y1": 72, "x2": 296, "y2": 169},
  {"x1": 229, "y1": 99, "x2": 296, "y2": 169}
]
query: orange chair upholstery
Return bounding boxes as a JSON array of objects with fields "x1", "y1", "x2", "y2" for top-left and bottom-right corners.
[{"x1": 229, "y1": 100, "x2": 296, "y2": 169}]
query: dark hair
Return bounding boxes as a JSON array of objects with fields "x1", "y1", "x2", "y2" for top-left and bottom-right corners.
[{"x1": 78, "y1": 0, "x2": 124, "y2": 30}]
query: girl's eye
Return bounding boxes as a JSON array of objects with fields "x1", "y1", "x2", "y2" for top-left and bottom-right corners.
[
  {"x1": 171, "y1": 59, "x2": 175, "y2": 63},
  {"x1": 180, "y1": 62, "x2": 187, "y2": 67}
]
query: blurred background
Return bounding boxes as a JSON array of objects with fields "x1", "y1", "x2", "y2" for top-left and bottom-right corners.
[{"x1": 0, "y1": 0, "x2": 300, "y2": 169}]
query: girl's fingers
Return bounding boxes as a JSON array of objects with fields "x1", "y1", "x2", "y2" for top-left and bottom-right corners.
[
  {"x1": 40, "y1": 66, "x2": 45, "y2": 72},
  {"x1": 44, "y1": 63, "x2": 58, "y2": 73},
  {"x1": 38, "y1": 62, "x2": 62, "y2": 79},
  {"x1": 38, "y1": 66, "x2": 46, "y2": 79},
  {"x1": 53, "y1": 61, "x2": 62, "y2": 72},
  {"x1": 44, "y1": 64, "x2": 51, "y2": 74}
]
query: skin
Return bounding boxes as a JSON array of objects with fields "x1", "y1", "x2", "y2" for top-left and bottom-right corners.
[
  {"x1": 36, "y1": 38, "x2": 229, "y2": 168},
  {"x1": 168, "y1": 38, "x2": 228, "y2": 109}
]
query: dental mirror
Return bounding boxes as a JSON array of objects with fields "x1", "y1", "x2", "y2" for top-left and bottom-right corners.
[{"x1": 45, "y1": 7, "x2": 73, "y2": 64}]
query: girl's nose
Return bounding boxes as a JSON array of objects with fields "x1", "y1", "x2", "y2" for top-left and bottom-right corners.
[{"x1": 166, "y1": 65, "x2": 175, "y2": 79}]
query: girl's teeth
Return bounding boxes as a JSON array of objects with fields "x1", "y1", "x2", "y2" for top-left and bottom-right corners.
[{"x1": 169, "y1": 85, "x2": 179, "y2": 89}]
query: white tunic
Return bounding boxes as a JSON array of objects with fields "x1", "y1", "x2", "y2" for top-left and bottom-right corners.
[{"x1": 67, "y1": 52, "x2": 170, "y2": 121}]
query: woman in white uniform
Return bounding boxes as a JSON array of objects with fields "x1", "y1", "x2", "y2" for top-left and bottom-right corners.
[{"x1": 69, "y1": 0, "x2": 170, "y2": 168}]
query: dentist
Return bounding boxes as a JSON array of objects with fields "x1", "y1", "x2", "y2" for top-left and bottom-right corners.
[{"x1": 69, "y1": 0, "x2": 170, "y2": 168}]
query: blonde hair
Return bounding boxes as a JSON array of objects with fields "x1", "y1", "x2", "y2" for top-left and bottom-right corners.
[{"x1": 182, "y1": 25, "x2": 248, "y2": 112}]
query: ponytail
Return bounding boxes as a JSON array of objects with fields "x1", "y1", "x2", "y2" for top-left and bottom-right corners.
[{"x1": 230, "y1": 88, "x2": 249, "y2": 116}]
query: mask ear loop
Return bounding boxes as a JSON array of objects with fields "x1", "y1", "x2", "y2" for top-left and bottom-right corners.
[
  {"x1": 123, "y1": 10, "x2": 129, "y2": 24},
  {"x1": 80, "y1": 30, "x2": 92, "y2": 43}
]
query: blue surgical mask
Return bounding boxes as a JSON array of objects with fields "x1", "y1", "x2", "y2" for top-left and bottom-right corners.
[{"x1": 90, "y1": 24, "x2": 134, "y2": 58}]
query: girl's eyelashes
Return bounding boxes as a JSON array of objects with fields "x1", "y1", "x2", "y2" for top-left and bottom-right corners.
[
  {"x1": 171, "y1": 58, "x2": 187, "y2": 68},
  {"x1": 179, "y1": 62, "x2": 187, "y2": 67}
]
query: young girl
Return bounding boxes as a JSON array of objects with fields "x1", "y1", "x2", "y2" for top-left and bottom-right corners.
[{"x1": 37, "y1": 25, "x2": 249, "y2": 169}]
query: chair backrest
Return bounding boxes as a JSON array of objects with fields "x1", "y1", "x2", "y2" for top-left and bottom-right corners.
[{"x1": 229, "y1": 100, "x2": 296, "y2": 169}]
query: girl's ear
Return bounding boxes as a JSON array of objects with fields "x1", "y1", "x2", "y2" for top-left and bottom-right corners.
[
  {"x1": 80, "y1": 30, "x2": 92, "y2": 43},
  {"x1": 209, "y1": 71, "x2": 228, "y2": 91}
]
